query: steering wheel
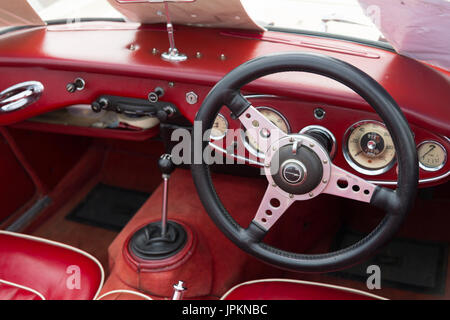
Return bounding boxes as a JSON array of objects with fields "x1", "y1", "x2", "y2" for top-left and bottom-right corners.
[{"x1": 191, "y1": 53, "x2": 418, "y2": 272}]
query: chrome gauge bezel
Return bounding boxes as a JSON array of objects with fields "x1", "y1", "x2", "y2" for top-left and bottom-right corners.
[
  {"x1": 299, "y1": 125, "x2": 337, "y2": 159},
  {"x1": 342, "y1": 120, "x2": 397, "y2": 176},
  {"x1": 241, "y1": 106, "x2": 291, "y2": 159},
  {"x1": 210, "y1": 113, "x2": 228, "y2": 141},
  {"x1": 417, "y1": 140, "x2": 447, "y2": 172}
]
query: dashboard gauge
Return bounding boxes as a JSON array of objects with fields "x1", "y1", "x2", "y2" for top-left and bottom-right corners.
[
  {"x1": 417, "y1": 141, "x2": 447, "y2": 171},
  {"x1": 343, "y1": 120, "x2": 396, "y2": 175},
  {"x1": 242, "y1": 106, "x2": 290, "y2": 157},
  {"x1": 210, "y1": 113, "x2": 228, "y2": 140}
]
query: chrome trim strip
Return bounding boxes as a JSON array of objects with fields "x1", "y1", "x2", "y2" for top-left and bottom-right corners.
[
  {"x1": 244, "y1": 94, "x2": 279, "y2": 99},
  {"x1": 208, "y1": 142, "x2": 264, "y2": 167},
  {"x1": 369, "y1": 170, "x2": 450, "y2": 186}
]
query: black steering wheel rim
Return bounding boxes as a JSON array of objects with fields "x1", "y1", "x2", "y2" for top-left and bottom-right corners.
[{"x1": 191, "y1": 52, "x2": 418, "y2": 272}]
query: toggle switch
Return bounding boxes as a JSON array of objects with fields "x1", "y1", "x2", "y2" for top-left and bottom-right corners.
[{"x1": 66, "y1": 78, "x2": 85, "y2": 93}]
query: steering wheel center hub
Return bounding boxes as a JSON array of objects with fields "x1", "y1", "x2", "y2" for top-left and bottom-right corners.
[
  {"x1": 265, "y1": 134, "x2": 332, "y2": 198},
  {"x1": 281, "y1": 160, "x2": 306, "y2": 185}
]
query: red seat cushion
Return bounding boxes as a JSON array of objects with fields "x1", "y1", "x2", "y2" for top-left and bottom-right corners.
[
  {"x1": 222, "y1": 279, "x2": 385, "y2": 300},
  {"x1": 0, "y1": 231, "x2": 104, "y2": 300},
  {"x1": 96, "y1": 290, "x2": 153, "y2": 300},
  {"x1": 0, "y1": 280, "x2": 44, "y2": 300}
]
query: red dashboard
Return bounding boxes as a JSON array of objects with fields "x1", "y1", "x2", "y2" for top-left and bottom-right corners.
[{"x1": 0, "y1": 22, "x2": 449, "y2": 187}]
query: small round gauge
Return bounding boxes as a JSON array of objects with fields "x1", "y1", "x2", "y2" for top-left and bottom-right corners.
[
  {"x1": 242, "y1": 106, "x2": 290, "y2": 157},
  {"x1": 343, "y1": 120, "x2": 396, "y2": 175},
  {"x1": 210, "y1": 113, "x2": 228, "y2": 140},
  {"x1": 417, "y1": 141, "x2": 447, "y2": 171}
]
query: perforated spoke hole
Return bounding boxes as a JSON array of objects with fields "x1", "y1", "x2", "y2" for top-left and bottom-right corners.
[
  {"x1": 337, "y1": 179, "x2": 348, "y2": 189},
  {"x1": 270, "y1": 198, "x2": 280, "y2": 208}
]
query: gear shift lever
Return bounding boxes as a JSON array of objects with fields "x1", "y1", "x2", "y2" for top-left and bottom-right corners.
[
  {"x1": 158, "y1": 154, "x2": 176, "y2": 238},
  {"x1": 128, "y1": 153, "x2": 187, "y2": 261}
]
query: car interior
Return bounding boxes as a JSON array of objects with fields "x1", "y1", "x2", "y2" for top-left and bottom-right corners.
[{"x1": 0, "y1": 0, "x2": 449, "y2": 300}]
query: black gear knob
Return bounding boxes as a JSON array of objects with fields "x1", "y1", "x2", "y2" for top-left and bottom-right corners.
[{"x1": 158, "y1": 154, "x2": 176, "y2": 176}]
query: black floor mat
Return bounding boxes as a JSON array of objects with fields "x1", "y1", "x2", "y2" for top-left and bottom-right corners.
[
  {"x1": 331, "y1": 229, "x2": 448, "y2": 294},
  {"x1": 66, "y1": 184, "x2": 150, "y2": 231}
]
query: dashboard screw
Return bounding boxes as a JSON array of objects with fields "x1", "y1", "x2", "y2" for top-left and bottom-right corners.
[
  {"x1": 323, "y1": 159, "x2": 328, "y2": 164},
  {"x1": 309, "y1": 192, "x2": 314, "y2": 197},
  {"x1": 322, "y1": 179, "x2": 327, "y2": 184},
  {"x1": 289, "y1": 194, "x2": 294, "y2": 198},
  {"x1": 260, "y1": 128, "x2": 270, "y2": 138}
]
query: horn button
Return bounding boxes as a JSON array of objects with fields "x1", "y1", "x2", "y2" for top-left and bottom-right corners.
[{"x1": 271, "y1": 144, "x2": 323, "y2": 195}]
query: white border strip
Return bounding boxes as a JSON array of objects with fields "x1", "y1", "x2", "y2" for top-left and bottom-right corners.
[
  {"x1": 0, "y1": 231, "x2": 105, "y2": 300},
  {"x1": 96, "y1": 290, "x2": 153, "y2": 301},
  {"x1": 221, "y1": 278, "x2": 387, "y2": 300},
  {"x1": 0, "y1": 279, "x2": 46, "y2": 300}
]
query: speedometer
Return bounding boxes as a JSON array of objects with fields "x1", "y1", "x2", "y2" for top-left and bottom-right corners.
[{"x1": 343, "y1": 120, "x2": 396, "y2": 175}]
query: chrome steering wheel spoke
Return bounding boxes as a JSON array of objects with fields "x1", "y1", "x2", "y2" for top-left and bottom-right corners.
[
  {"x1": 238, "y1": 105, "x2": 288, "y2": 156},
  {"x1": 323, "y1": 164, "x2": 377, "y2": 203},
  {"x1": 252, "y1": 184, "x2": 295, "y2": 231}
]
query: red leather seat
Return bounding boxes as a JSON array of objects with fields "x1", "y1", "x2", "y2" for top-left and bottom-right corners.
[
  {"x1": 222, "y1": 279, "x2": 386, "y2": 300},
  {"x1": 0, "y1": 231, "x2": 104, "y2": 300}
]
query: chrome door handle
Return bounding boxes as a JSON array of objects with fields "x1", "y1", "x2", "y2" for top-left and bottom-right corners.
[{"x1": 0, "y1": 81, "x2": 44, "y2": 113}]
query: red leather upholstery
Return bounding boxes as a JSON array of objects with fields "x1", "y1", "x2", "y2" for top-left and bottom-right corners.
[
  {"x1": 96, "y1": 290, "x2": 152, "y2": 300},
  {"x1": 0, "y1": 280, "x2": 44, "y2": 300},
  {"x1": 0, "y1": 231, "x2": 104, "y2": 300},
  {"x1": 222, "y1": 279, "x2": 385, "y2": 300}
]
